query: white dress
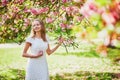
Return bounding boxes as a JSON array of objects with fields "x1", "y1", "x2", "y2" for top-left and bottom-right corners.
[{"x1": 25, "y1": 37, "x2": 49, "y2": 80}]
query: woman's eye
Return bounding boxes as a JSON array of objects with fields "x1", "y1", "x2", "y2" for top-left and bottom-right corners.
[
  {"x1": 33, "y1": 24, "x2": 40, "y2": 26},
  {"x1": 37, "y1": 24, "x2": 40, "y2": 26}
]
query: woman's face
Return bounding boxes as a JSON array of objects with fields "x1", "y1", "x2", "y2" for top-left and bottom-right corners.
[{"x1": 32, "y1": 20, "x2": 41, "y2": 32}]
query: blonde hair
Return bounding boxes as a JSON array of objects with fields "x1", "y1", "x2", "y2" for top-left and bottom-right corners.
[{"x1": 30, "y1": 19, "x2": 47, "y2": 42}]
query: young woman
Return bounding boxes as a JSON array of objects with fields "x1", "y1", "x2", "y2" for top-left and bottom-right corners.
[{"x1": 22, "y1": 19, "x2": 63, "y2": 80}]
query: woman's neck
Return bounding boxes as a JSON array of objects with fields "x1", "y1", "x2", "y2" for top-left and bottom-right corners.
[{"x1": 35, "y1": 32, "x2": 41, "y2": 38}]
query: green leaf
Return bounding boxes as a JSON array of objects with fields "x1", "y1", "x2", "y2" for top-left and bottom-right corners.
[{"x1": 95, "y1": 0, "x2": 112, "y2": 6}]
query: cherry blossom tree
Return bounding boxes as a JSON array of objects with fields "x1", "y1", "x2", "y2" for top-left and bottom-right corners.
[{"x1": 0, "y1": 0, "x2": 86, "y2": 44}]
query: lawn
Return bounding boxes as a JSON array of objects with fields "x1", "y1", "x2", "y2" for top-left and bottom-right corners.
[{"x1": 0, "y1": 43, "x2": 120, "y2": 80}]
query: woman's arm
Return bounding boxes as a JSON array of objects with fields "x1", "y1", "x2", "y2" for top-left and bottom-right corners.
[
  {"x1": 22, "y1": 42, "x2": 43, "y2": 58},
  {"x1": 46, "y1": 43, "x2": 61, "y2": 55},
  {"x1": 46, "y1": 37, "x2": 64, "y2": 55}
]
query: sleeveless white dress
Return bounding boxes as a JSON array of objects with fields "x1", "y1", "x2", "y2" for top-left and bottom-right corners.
[{"x1": 25, "y1": 37, "x2": 49, "y2": 80}]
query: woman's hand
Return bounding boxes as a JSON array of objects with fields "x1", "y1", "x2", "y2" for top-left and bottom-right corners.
[
  {"x1": 35, "y1": 51, "x2": 43, "y2": 58},
  {"x1": 46, "y1": 37, "x2": 65, "y2": 55}
]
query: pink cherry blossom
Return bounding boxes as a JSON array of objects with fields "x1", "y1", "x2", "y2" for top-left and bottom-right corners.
[
  {"x1": 60, "y1": 16, "x2": 67, "y2": 21},
  {"x1": 74, "y1": 6, "x2": 80, "y2": 14},
  {"x1": 116, "y1": 1, "x2": 120, "y2": 10},
  {"x1": 60, "y1": 23, "x2": 67, "y2": 29},
  {"x1": 89, "y1": 2, "x2": 98, "y2": 12},
  {"x1": 53, "y1": 11, "x2": 59, "y2": 16},
  {"x1": 30, "y1": 8, "x2": 39, "y2": 15},
  {"x1": 27, "y1": 7, "x2": 49, "y2": 15},
  {"x1": 24, "y1": 8, "x2": 31, "y2": 13},
  {"x1": 67, "y1": 39, "x2": 73, "y2": 44},
  {"x1": 38, "y1": 7, "x2": 49, "y2": 14},
  {"x1": 61, "y1": 6, "x2": 66, "y2": 11},
  {"x1": 62, "y1": 0, "x2": 67, "y2": 3},
  {"x1": 80, "y1": 6, "x2": 91, "y2": 17},
  {"x1": 1, "y1": 0, "x2": 8, "y2": 6},
  {"x1": 102, "y1": 12, "x2": 116, "y2": 25},
  {"x1": 10, "y1": 27, "x2": 16, "y2": 31},
  {"x1": 76, "y1": 16, "x2": 84, "y2": 21},
  {"x1": 46, "y1": 18, "x2": 54, "y2": 23},
  {"x1": 19, "y1": 0, "x2": 24, "y2": 3},
  {"x1": 12, "y1": 6, "x2": 20, "y2": 13},
  {"x1": 50, "y1": 11, "x2": 59, "y2": 16},
  {"x1": 66, "y1": 6, "x2": 74, "y2": 14},
  {"x1": 97, "y1": 7, "x2": 105, "y2": 14},
  {"x1": 112, "y1": 11, "x2": 120, "y2": 20},
  {"x1": 80, "y1": 0, "x2": 98, "y2": 18},
  {"x1": 50, "y1": 0, "x2": 55, "y2": 4},
  {"x1": 15, "y1": 0, "x2": 24, "y2": 4},
  {"x1": 67, "y1": 24, "x2": 73, "y2": 29},
  {"x1": 15, "y1": 29, "x2": 19, "y2": 33},
  {"x1": 35, "y1": 1, "x2": 40, "y2": 5},
  {"x1": 2, "y1": 14, "x2": 9, "y2": 21},
  {"x1": 73, "y1": 0, "x2": 82, "y2": 3},
  {"x1": 24, "y1": 18, "x2": 30, "y2": 27}
]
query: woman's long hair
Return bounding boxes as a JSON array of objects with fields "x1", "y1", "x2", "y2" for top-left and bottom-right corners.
[{"x1": 31, "y1": 19, "x2": 47, "y2": 42}]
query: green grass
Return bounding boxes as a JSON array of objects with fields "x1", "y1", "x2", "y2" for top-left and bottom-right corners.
[{"x1": 0, "y1": 44, "x2": 120, "y2": 80}]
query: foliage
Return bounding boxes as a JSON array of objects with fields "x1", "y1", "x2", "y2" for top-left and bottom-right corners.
[
  {"x1": 0, "y1": 69, "x2": 25, "y2": 80},
  {"x1": 0, "y1": 69, "x2": 118, "y2": 80}
]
